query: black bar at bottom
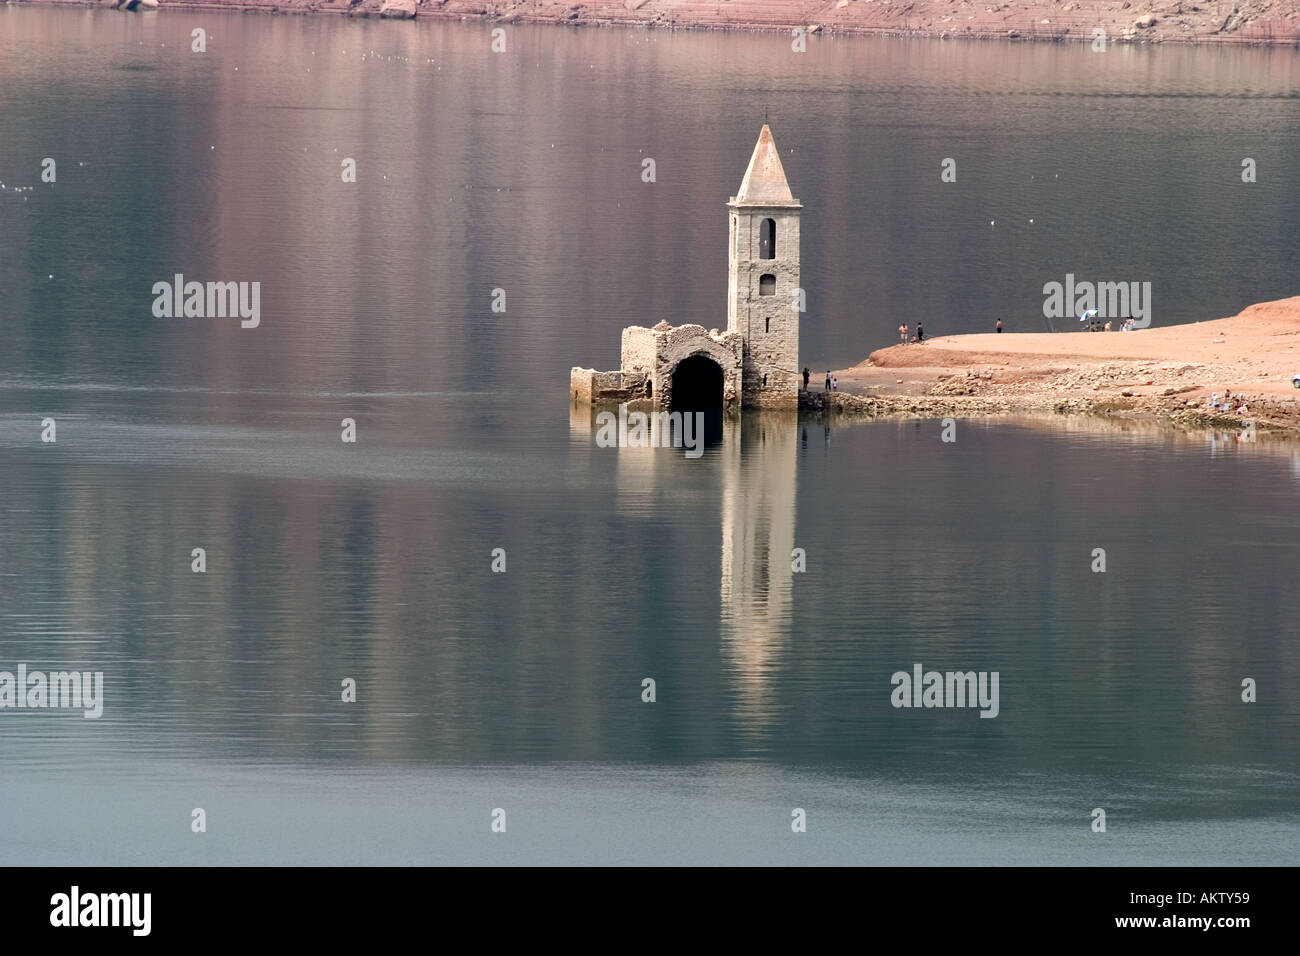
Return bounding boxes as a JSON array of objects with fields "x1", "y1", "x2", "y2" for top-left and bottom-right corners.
[{"x1": 2, "y1": 866, "x2": 1282, "y2": 942}]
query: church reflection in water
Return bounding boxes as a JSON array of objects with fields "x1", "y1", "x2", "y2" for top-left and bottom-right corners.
[
  {"x1": 570, "y1": 405, "x2": 798, "y2": 726},
  {"x1": 719, "y1": 412, "x2": 798, "y2": 727}
]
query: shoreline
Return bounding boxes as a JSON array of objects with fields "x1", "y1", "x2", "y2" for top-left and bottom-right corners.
[
  {"x1": 819, "y1": 296, "x2": 1300, "y2": 433},
  {"x1": 10, "y1": 0, "x2": 1300, "y2": 47}
]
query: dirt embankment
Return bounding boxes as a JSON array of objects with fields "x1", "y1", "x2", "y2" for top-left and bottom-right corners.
[
  {"x1": 822, "y1": 296, "x2": 1300, "y2": 431},
  {"x1": 20, "y1": 0, "x2": 1300, "y2": 45}
]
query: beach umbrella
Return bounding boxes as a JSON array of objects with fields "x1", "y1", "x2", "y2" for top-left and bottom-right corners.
[{"x1": 1078, "y1": 309, "x2": 1098, "y2": 323}]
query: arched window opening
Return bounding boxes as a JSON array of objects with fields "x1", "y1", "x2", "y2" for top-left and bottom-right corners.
[{"x1": 759, "y1": 274, "x2": 776, "y2": 296}]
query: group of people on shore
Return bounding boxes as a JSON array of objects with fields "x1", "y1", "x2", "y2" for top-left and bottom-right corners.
[
  {"x1": 1085, "y1": 316, "x2": 1139, "y2": 332},
  {"x1": 801, "y1": 368, "x2": 838, "y2": 392},
  {"x1": 896, "y1": 322, "x2": 925, "y2": 344},
  {"x1": 893, "y1": 315, "x2": 1143, "y2": 341},
  {"x1": 1210, "y1": 391, "x2": 1249, "y2": 415}
]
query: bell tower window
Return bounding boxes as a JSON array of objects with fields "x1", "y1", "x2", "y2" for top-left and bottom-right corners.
[{"x1": 759, "y1": 218, "x2": 776, "y2": 259}]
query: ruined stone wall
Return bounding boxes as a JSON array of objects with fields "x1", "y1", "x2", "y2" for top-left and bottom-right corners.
[
  {"x1": 620, "y1": 326, "x2": 660, "y2": 375},
  {"x1": 579, "y1": 325, "x2": 746, "y2": 409},
  {"x1": 655, "y1": 325, "x2": 744, "y2": 410},
  {"x1": 570, "y1": 367, "x2": 647, "y2": 404}
]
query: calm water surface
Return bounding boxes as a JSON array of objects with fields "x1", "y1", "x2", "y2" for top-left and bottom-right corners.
[{"x1": 1, "y1": 9, "x2": 1298, "y2": 864}]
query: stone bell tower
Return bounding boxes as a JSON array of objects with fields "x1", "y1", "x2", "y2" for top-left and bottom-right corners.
[{"x1": 727, "y1": 125, "x2": 802, "y2": 408}]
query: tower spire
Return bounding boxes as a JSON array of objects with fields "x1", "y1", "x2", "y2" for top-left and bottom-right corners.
[
  {"x1": 733, "y1": 125, "x2": 797, "y2": 205},
  {"x1": 726, "y1": 123, "x2": 802, "y2": 408}
]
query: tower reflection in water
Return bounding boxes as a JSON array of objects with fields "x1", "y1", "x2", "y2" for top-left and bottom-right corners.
[{"x1": 570, "y1": 405, "x2": 798, "y2": 730}]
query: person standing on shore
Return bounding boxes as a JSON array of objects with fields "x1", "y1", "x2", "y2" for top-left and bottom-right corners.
[
  {"x1": 803, "y1": 367, "x2": 810, "y2": 390},
  {"x1": 916, "y1": 322, "x2": 925, "y2": 343},
  {"x1": 996, "y1": 318, "x2": 1002, "y2": 333},
  {"x1": 825, "y1": 370, "x2": 832, "y2": 392}
]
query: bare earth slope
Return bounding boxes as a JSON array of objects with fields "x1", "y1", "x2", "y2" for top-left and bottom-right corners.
[
  {"x1": 21, "y1": 0, "x2": 1300, "y2": 45},
  {"x1": 831, "y1": 296, "x2": 1300, "y2": 430}
]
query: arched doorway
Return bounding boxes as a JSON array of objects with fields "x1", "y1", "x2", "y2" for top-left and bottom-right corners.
[{"x1": 670, "y1": 355, "x2": 724, "y2": 411}]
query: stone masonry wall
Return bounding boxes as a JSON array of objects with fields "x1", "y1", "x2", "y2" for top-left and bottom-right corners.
[
  {"x1": 657, "y1": 325, "x2": 744, "y2": 410},
  {"x1": 728, "y1": 207, "x2": 801, "y2": 408},
  {"x1": 570, "y1": 367, "x2": 647, "y2": 404},
  {"x1": 620, "y1": 326, "x2": 660, "y2": 376}
]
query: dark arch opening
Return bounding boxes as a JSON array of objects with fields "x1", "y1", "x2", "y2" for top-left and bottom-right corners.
[
  {"x1": 759, "y1": 273, "x2": 776, "y2": 296},
  {"x1": 759, "y1": 218, "x2": 776, "y2": 259},
  {"x1": 671, "y1": 355, "x2": 724, "y2": 411}
]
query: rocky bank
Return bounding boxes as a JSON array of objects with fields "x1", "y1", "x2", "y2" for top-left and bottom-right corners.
[
  {"x1": 17, "y1": 0, "x2": 1300, "y2": 45},
  {"x1": 824, "y1": 296, "x2": 1300, "y2": 433}
]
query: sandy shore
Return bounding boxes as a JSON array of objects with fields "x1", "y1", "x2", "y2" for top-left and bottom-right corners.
[
  {"x1": 820, "y1": 296, "x2": 1300, "y2": 431},
  {"x1": 14, "y1": 0, "x2": 1300, "y2": 45}
]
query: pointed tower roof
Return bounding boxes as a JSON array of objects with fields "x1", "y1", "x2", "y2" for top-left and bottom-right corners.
[{"x1": 730, "y1": 125, "x2": 800, "y2": 207}]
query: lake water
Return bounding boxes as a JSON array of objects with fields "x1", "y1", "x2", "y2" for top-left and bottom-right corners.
[{"x1": 1, "y1": 8, "x2": 1298, "y2": 865}]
